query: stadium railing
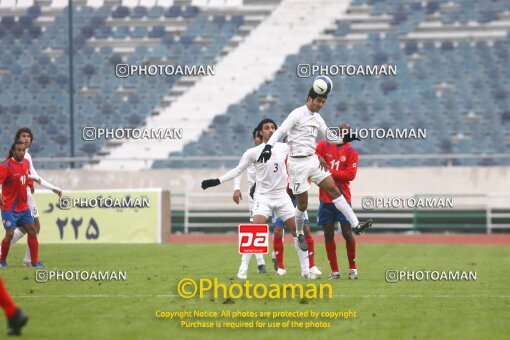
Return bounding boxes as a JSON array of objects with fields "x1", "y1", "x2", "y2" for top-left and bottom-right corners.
[
  {"x1": 34, "y1": 153, "x2": 510, "y2": 169},
  {"x1": 172, "y1": 192, "x2": 510, "y2": 235}
]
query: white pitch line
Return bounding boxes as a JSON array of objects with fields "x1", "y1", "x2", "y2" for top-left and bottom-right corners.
[{"x1": 11, "y1": 294, "x2": 510, "y2": 299}]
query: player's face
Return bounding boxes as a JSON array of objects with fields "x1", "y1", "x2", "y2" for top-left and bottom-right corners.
[
  {"x1": 19, "y1": 132, "x2": 32, "y2": 148},
  {"x1": 13, "y1": 144, "x2": 26, "y2": 162},
  {"x1": 260, "y1": 123, "x2": 276, "y2": 142},
  {"x1": 308, "y1": 97, "x2": 327, "y2": 113}
]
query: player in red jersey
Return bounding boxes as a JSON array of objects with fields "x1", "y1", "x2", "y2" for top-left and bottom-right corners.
[
  {"x1": 1, "y1": 128, "x2": 63, "y2": 266},
  {"x1": 0, "y1": 140, "x2": 43, "y2": 267},
  {"x1": 316, "y1": 124, "x2": 359, "y2": 280},
  {"x1": 0, "y1": 277, "x2": 28, "y2": 335}
]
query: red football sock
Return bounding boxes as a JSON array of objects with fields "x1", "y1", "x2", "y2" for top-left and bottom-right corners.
[
  {"x1": 273, "y1": 234, "x2": 284, "y2": 269},
  {"x1": 27, "y1": 236, "x2": 39, "y2": 264},
  {"x1": 0, "y1": 239, "x2": 10, "y2": 262},
  {"x1": 346, "y1": 238, "x2": 357, "y2": 269},
  {"x1": 305, "y1": 235, "x2": 315, "y2": 268},
  {"x1": 325, "y1": 240, "x2": 339, "y2": 273},
  {"x1": 0, "y1": 278, "x2": 17, "y2": 319}
]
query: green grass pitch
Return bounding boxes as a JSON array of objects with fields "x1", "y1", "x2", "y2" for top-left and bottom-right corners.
[{"x1": 1, "y1": 243, "x2": 509, "y2": 339}]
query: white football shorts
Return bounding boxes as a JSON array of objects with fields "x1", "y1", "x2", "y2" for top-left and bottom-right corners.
[
  {"x1": 252, "y1": 193, "x2": 294, "y2": 223},
  {"x1": 287, "y1": 154, "x2": 330, "y2": 195},
  {"x1": 27, "y1": 191, "x2": 39, "y2": 218}
]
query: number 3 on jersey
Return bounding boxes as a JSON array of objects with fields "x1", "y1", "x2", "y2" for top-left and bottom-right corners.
[{"x1": 273, "y1": 163, "x2": 279, "y2": 172}]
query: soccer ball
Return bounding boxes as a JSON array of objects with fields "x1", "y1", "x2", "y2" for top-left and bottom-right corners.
[{"x1": 312, "y1": 76, "x2": 333, "y2": 95}]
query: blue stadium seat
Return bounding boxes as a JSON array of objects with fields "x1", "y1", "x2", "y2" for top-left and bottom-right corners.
[
  {"x1": 112, "y1": 6, "x2": 130, "y2": 19},
  {"x1": 165, "y1": 6, "x2": 182, "y2": 18}
]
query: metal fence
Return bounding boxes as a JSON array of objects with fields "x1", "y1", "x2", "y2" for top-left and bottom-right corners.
[{"x1": 170, "y1": 192, "x2": 510, "y2": 234}]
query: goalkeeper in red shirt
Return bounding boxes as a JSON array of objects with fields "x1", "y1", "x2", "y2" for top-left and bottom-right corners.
[{"x1": 316, "y1": 124, "x2": 360, "y2": 280}]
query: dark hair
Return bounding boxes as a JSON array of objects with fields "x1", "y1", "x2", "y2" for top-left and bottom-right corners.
[
  {"x1": 257, "y1": 118, "x2": 278, "y2": 132},
  {"x1": 252, "y1": 127, "x2": 261, "y2": 140},
  {"x1": 15, "y1": 127, "x2": 34, "y2": 143},
  {"x1": 7, "y1": 140, "x2": 25, "y2": 160},
  {"x1": 307, "y1": 87, "x2": 328, "y2": 100}
]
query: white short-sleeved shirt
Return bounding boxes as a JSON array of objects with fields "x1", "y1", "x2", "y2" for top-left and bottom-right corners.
[{"x1": 220, "y1": 142, "x2": 289, "y2": 198}]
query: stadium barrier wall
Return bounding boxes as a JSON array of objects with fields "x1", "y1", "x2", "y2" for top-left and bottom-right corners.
[
  {"x1": 33, "y1": 167, "x2": 509, "y2": 235},
  {"x1": 176, "y1": 192, "x2": 510, "y2": 235},
  {"x1": 35, "y1": 166, "x2": 510, "y2": 196},
  {"x1": 36, "y1": 189, "x2": 170, "y2": 244}
]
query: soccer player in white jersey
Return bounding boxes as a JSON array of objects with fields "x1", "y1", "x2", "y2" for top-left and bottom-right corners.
[
  {"x1": 257, "y1": 82, "x2": 372, "y2": 240},
  {"x1": 2, "y1": 128, "x2": 63, "y2": 265},
  {"x1": 232, "y1": 127, "x2": 267, "y2": 277},
  {"x1": 202, "y1": 119, "x2": 316, "y2": 279}
]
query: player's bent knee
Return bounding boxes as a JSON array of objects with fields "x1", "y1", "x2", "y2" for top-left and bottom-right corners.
[
  {"x1": 252, "y1": 215, "x2": 269, "y2": 224},
  {"x1": 23, "y1": 224, "x2": 36, "y2": 235},
  {"x1": 341, "y1": 224, "x2": 354, "y2": 241},
  {"x1": 303, "y1": 224, "x2": 311, "y2": 236},
  {"x1": 323, "y1": 224, "x2": 335, "y2": 242},
  {"x1": 273, "y1": 227, "x2": 284, "y2": 237}
]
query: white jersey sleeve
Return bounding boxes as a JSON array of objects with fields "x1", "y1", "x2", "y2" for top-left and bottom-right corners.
[
  {"x1": 25, "y1": 151, "x2": 62, "y2": 192},
  {"x1": 233, "y1": 175, "x2": 241, "y2": 191},
  {"x1": 24, "y1": 152, "x2": 40, "y2": 180},
  {"x1": 247, "y1": 164, "x2": 256, "y2": 188},
  {"x1": 219, "y1": 148, "x2": 255, "y2": 184},
  {"x1": 267, "y1": 110, "x2": 300, "y2": 146}
]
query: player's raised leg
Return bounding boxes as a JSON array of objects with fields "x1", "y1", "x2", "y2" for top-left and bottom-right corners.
[{"x1": 293, "y1": 191, "x2": 309, "y2": 251}]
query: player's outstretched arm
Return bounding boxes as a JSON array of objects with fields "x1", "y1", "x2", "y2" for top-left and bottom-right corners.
[
  {"x1": 232, "y1": 174, "x2": 243, "y2": 204},
  {"x1": 202, "y1": 149, "x2": 254, "y2": 190},
  {"x1": 258, "y1": 111, "x2": 300, "y2": 163},
  {"x1": 201, "y1": 179, "x2": 221, "y2": 190},
  {"x1": 27, "y1": 172, "x2": 63, "y2": 197},
  {"x1": 257, "y1": 144, "x2": 272, "y2": 163}
]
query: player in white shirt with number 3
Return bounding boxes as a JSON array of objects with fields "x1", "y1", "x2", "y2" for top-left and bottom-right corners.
[{"x1": 202, "y1": 119, "x2": 316, "y2": 280}]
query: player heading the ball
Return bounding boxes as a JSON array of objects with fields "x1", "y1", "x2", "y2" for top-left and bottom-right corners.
[{"x1": 257, "y1": 76, "x2": 372, "y2": 237}]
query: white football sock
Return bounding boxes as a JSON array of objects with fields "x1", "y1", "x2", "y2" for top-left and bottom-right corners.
[
  {"x1": 293, "y1": 237, "x2": 309, "y2": 274},
  {"x1": 239, "y1": 254, "x2": 252, "y2": 272},
  {"x1": 24, "y1": 244, "x2": 31, "y2": 263},
  {"x1": 10, "y1": 228, "x2": 25, "y2": 245},
  {"x1": 332, "y1": 195, "x2": 359, "y2": 226},
  {"x1": 255, "y1": 254, "x2": 265, "y2": 266},
  {"x1": 295, "y1": 208, "x2": 305, "y2": 235}
]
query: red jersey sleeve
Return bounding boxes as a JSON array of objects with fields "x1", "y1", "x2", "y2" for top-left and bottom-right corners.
[
  {"x1": 0, "y1": 164, "x2": 9, "y2": 185},
  {"x1": 329, "y1": 148, "x2": 358, "y2": 182},
  {"x1": 315, "y1": 140, "x2": 326, "y2": 157}
]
